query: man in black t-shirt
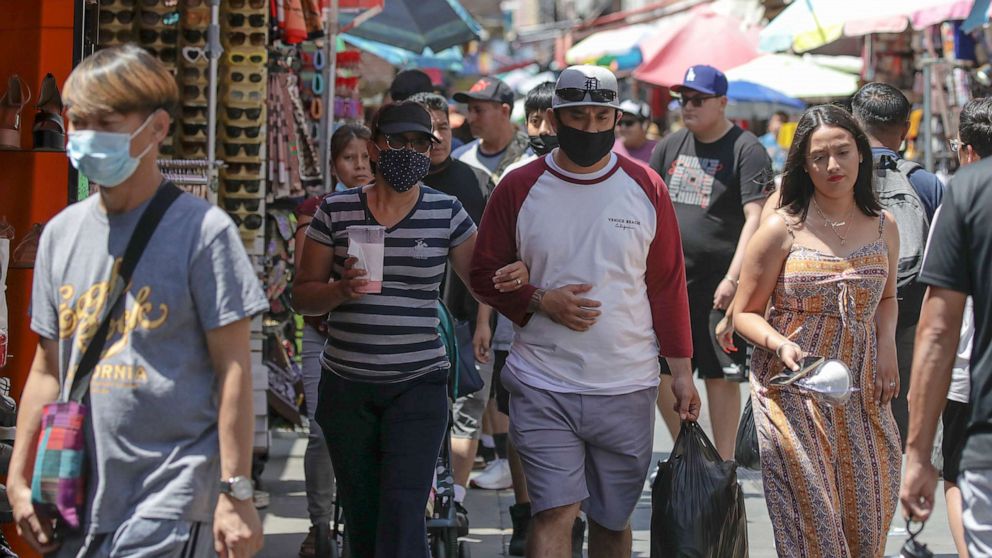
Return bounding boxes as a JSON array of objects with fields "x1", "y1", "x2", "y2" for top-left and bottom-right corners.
[
  {"x1": 902, "y1": 111, "x2": 992, "y2": 554},
  {"x1": 649, "y1": 65, "x2": 771, "y2": 459}
]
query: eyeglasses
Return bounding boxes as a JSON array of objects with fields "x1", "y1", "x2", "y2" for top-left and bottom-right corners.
[
  {"x1": 139, "y1": 28, "x2": 178, "y2": 44},
  {"x1": 226, "y1": 106, "x2": 262, "y2": 120},
  {"x1": 182, "y1": 122, "x2": 207, "y2": 137},
  {"x1": 226, "y1": 89, "x2": 263, "y2": 102},
  {"x1": 228, "y1": 31, "x2": 267, "y2": 46},
  {"x1": 618, "y1": 118, "x2": 640, "y2": 127},
  {"x1": 383, "y1": 134, "x2": 433, "y2": 154},
  {"x1": 222, "y1": 197, "x2": 262, "y2": 212},
  {"x1": 225, "y1": 125, "x2": 261, "y2": 139},
  {"x1": 182, "y1": 29, "x2": 206, "y2": 43},
  {"x1": 223, "y1": 142, "x2": 262, "y2": 157},
  {"x1": 222, "y1": 179, "x2": 262, "y2": 193},
  {"x1": 228, "y1": 51, "x2": 267, "y2": 65},
  {"x1": 949, "y1": 138, "x2": 964, "y2": 152},
  {"x1": 98, "y1": 10, "x2": 135, "y2": 24},
  {"x1": 555, "y1": 87, "x2": 617, "y2": 104},
  {"x1": 230, "y1": 213, "x2": 263, "y2": 230},
  {"x1": 183, "y1": 105, "x2": 208, "y2": 120},
  {"x1": 227, "y1": 0, "x2": 267, "y2": 9},
  {"x1": 228, "y1": 14, "x2": 266, "y2": 28},
  {"x1": 678, "y1": 94, "x2": 719, "y2": 108},
  {"x1": 102, "y1": 0, "x2": 136, "y2": 6},
  {"x1": 230, "y1": 71, "x2": 264, "y2": 84}
]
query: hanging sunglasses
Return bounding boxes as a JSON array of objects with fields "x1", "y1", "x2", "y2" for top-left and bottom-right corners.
[
  {"x1": 228, "y1": 50, "x2": 267, "y2": 65},
  {"x1": 227, "y1": 0, "x2": 266, "y2": 8},
  {"x1": 227, "y1": 13, "x2": 266, "y2": 28},
  {"x1": 139, "y1": 28, "x2": 178, "y2": 44},
  {"x1": 184, "y1": 0, "x2": 204, "y2": 6},
  {"x1": 226, "y1": 106, "x2": 262, "y2": 120},
  {"x1": 222, "y1": 197, "x2": 262, "y2": 212},
  {"x1": 222, "y1": 179, "x2": 262, "y2": 194},
  {"x1": 160, "y1": 142, "x2": 176, "y2": 156},
  {"x1": 102, "y1": 0, "x2": 136, "y2": 6},
  {"x1": 183, "y1": 10, "x2": 208, "y2": 26},
  {"x1": 182, "y1": 65, "x2": 207, "y2": 82},
  {"x1": 181, "y1": 140, "x2": 207, "y2": 157},
  {"x1": 225, "y1": 125, "x2": 261, "y2": 139},
  {"x1": 225, "y1": 163, "x2": 262, "y2": 176},
  {"x1": 183, "y1": 105, "x2": 208, "y2": 120},
  {"x1": 183, "y1": 84, "x2": 207, "y2": 101},
  {"x1": 555, "y1": 87, "x2": 617, "y2": 104},
  {"x1": 148, "y1": 47, "x2": 177, "y2": 62},
  {"x1": 227, "y1": 89, "x2": 263, "y2": 102},
  {"x1": 223, "y1": 142, "x2": 262, "y2": 157},
  {"x1": 230, "y1": 213, "x2": 263, "y2": 230},
  {"x1": 230, "y1": 70, "x2": 264, "y2": 84},
  {"x1": 140, "y1": 10, "x2": 180, "y2": 26},
  {"x1": 182, "y1": 28, "x2": 206, "y2": 43},
  {"x1": 141, "y1": 0, "x2": 179, "y2": 6},
  {"x1": 228, "y1": 31, "x2": 266, "y2": 46},
  {"x1": 182, "y1": 46, "x2": 206, "y2": 63},
  {"x1": 99, "y1": 10, "x2": 135, "y2": 24},
  {"x1": 100, "y1": 28, "x2": 135, "y2": 44},
  {"x1": 182, "y1": 122, "x2": 208, "y2": 137}
]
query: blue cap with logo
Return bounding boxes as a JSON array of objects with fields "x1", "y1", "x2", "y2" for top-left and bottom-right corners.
[{"x1": 671, "y1": 64, "x2": 728, "y2": 96}]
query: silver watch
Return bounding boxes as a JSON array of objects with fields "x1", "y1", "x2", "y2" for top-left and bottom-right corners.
[{"x1": 219, "y1": 476, "x2": 253, "y2": 501}]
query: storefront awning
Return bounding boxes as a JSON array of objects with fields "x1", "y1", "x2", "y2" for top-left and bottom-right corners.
[
  {"x1": 725, "y1": 54, "x2": 860, "y2": 100},
  {"x1": 338, "y1": 0, "x2": 482, "y2": 52}
]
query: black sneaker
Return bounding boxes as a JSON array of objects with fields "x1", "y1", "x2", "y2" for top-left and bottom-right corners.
[
  {"x1": 454, "y1": 501, "x2": 470, "y2": 537},
  {"x1": 477, "y1": 443, "x2": 496, "y2": 466}
]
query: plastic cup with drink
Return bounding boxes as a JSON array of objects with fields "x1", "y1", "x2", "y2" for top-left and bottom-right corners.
[{"x1": 347, "y1": 225, "x2": 385, "y2": 294}]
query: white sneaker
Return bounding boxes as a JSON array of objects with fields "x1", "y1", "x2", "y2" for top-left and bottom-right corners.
[{"x1": 470, "y1": 458, "x2": 512, "y2": 490}]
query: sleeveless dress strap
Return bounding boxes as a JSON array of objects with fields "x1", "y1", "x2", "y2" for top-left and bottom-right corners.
[
  {"x1": 878, "y1": 212, "x2": 886, "y2": 238},
  {"x1": 776, "y1": 209, "x2": 796, "y2": 238}
]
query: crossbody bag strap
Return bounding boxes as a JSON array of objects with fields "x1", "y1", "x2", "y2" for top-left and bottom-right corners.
[{"x1": 63, "y1": 183, "x2": 183, "y2": 403}]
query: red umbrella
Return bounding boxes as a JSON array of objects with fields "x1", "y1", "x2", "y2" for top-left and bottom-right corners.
[{"x1": 633, "y1": 7, "x2": 760, "y2": 88}]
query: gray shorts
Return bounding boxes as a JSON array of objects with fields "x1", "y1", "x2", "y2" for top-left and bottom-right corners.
[
  {"x1": 56, "y1": 518, "x2": 216, "y2": 558},
  {"x1": 961, "y1": 468, "x2": 992, "y2": 557},
  {"x1": 451, "y1": 320, "x2": 494, "y2": 441},
  {"x1": 502, "y1": 369, "x2": 657, "y2": 531}
]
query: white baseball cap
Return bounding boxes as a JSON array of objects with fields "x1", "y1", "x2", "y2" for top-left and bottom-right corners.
[
  {"x1": 619, "y1": 99, "x2": 651, "y2": 120},
  {"x1": 552, "y1": 65, "x2": 621, "y2": 110}
]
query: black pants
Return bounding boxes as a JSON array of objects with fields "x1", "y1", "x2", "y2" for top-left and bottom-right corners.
[{"x1": 316, "y1": 368, "x2": 449, "y2": 558}]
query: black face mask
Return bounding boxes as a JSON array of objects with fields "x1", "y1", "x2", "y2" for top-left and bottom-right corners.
[
  {"x1": 555, "y1": 123, "x2": 615, "y2": 167},
  {"x1": 528, "y1": 134, "x2": 559, "y2": 156}
]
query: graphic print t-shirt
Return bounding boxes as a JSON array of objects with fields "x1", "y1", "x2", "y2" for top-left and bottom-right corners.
[
  {"x1": 30, "y1": 190, "x2": 268, "y2": 534},
  {"x1": 650, "y1": 126, "x2": 772, "y2": 275}
]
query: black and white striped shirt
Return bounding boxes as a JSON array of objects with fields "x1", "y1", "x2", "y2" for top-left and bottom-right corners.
[{"x1": 306, "y1": 185, "x2": 476, "y2": 382}]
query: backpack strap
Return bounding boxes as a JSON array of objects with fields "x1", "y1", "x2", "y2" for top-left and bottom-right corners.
[{"x1": 878, "y1": 212, "x2": 886, "y2": 238}]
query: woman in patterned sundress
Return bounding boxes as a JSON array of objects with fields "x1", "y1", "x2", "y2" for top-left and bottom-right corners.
[{"x1": 733, "y1": 105, "x2": 902, "y2": 557}]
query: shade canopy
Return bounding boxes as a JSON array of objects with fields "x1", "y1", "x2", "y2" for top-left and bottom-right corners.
[
  {"x1": 338, "y1": 0, "x2": 482, "y2": 53},
  {"x1": 565, "y1": 24, "x2": 656, "y2": 71},
  {"x1": 725, "y1": 54, "x2": 860, "y2": 100},
  {"x1": 340, "y1": 34, "x2": 466, "y2": 72},
  {"x1": 727, "y1": 80, "x2": 806, "y2": 108}
]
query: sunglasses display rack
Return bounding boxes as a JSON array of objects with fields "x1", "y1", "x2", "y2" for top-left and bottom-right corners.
[
  {"x1": 175, "y1": 0, "x2": 211, "y2": 161},
  {"x1": 157, "y1": 158, "x2": 220, "y2": 199},
  {"x1": 218, "y1": 0, "x2": 268, "y2": 253}
]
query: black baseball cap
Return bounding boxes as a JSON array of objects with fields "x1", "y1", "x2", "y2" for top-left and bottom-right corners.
[
  {"x1": 389, "y1": 69, "x2": 434, "y2": 102},
  {"x1": 376, "y1": 101, "x2": 441, "y2": 143},
  {"x1": 453, "y1": 77, "x2": 514, "y2": 104}
]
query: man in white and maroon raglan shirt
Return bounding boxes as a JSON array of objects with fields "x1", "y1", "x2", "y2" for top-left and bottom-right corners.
[{"x1": 470, "y1": 65, "x2": 700, "y2": 558}]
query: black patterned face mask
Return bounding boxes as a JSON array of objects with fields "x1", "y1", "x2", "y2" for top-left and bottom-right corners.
[{"x1": 377, "y1": 147, "x2": 431, "y2": 192}]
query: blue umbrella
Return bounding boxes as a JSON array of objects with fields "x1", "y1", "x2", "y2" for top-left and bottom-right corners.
[
  {"x1": 338, "y1": 0, "x2": 482, "y2": 53},
  {"x1": 341, "y1": 34, "x2": 466, "y2": 72},
  {"x1": 727, "y1": 80, "x2": 806, "y2": 108}
]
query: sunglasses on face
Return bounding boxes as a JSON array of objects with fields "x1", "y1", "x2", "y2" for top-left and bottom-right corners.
[
  {"x1": 225, "y1": 125, "x2": 261, "y2": 139},
  {"x1": 227, "y1": 14, "x2": 266, "y2": 28},
  {"x1": 384, "y1": 134, "x2": 433, "y2": 154},
  {"x1": 139, "y1": 28, "x2": 178, "y2": 44},
  {"x1": 99, "y1": 10, "x2": 135, "y2": 24},
  {"x1": 618, "y1": 118, "x2": 641, "y2": 127},
  {"x1": 678, "y1": 94, "x2": 719, "y2": 108},
  {"x1": 224, "y1": 142, "x2": 262, "y2": 157},
  {"x1": 230, "y1": 213, "x2": 263, "y2": 230},
  {"x1": 228, "y1": 31, "x2": 267, "y2": 46},
  {"x1": 227, "y1": 0, "x2": 267, "y2": 8},
  {"x1": 555, "y1": 87, "x2": 617, "y2": 104},
  {"x1": 949, "y1": 138, "x2": 964, "y2": 151},
  {"x1": 222, "y1": 197, "x2": 262, "y2": 212},
  {"x1": 223, "y1": 179, "x2": 262, "y2": 193},
  {"x1": 226, "y1": 106, "x2": 262, "y2": 120}
]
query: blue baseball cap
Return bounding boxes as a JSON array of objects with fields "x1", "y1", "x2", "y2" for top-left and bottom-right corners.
[{"x1": 671, "y1": 65, "x2": 728, "y2": 96}]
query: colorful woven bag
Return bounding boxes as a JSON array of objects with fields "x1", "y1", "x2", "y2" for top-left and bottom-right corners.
[{"x1": 29, "y1": 183, "x2": 181, "y2": 529}]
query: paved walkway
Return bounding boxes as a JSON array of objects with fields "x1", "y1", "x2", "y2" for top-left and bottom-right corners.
[{"x1": 257, "y1": 381, "x2": 959, "y2": 557}]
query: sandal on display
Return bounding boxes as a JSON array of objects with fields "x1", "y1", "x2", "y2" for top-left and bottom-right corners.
[
  {"x1": 0, "y1": 75, "x2": 30, "y2": 150},
  {"x1": 33, "y1": 73, "x2": 64, "y2": 151}
]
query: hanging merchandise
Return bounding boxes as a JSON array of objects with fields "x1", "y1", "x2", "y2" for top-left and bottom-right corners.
[
  {"x1": 0, "y1": 218, "x2": 11, "y2": 370},
  {"x1": 176, "y1": 0, "x2": 211, "y2": 160},
  {"x1": 335, "y1": 49, "x2": 362, "y2": 119},
  {"x1": 267, "y1": 70, "x2": 320, "y2": 199}
]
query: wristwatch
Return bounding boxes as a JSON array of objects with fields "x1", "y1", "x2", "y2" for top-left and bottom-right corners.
[{"x1": 219, "y1": 476, "x2": 253, "y2": 501}]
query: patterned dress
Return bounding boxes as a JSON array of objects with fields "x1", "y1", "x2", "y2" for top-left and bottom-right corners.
[{"x1": 750, "y1": 214, "x2": 901, "y2": 558}]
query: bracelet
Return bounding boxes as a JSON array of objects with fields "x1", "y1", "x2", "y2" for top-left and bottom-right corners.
[
  {"x1": 723, "y1": 275, "x2": 739, "y2": 287},
  {"x1": 775, "y1": 341, "x2": 800, "y2": 359},
  {"x1": 528, "y1": 288, "x2": 546, "y2": 314}
]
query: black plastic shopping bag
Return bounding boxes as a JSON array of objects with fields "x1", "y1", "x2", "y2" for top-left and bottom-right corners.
[
  {"x1": 651, "y1": 421, "x2": 748, "y2": 558},
  {"x1": 734, "y1": 396, "x2": 761, "y2": 470}
]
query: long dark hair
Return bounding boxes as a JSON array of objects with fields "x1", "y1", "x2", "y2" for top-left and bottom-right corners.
[{"x1": 778, "y1": 104, "x2": 880, "y2": 221}]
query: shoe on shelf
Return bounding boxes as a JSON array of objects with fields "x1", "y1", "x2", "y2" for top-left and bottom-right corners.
[
  {"x1": 470, "y1": 458, "x2": 512, "y2": 490},
  {"x1": 572, "y1": 516, "x2": 585, "y2": 558},
  {"x1": 0, "y1": 443, "x2": 11, "y2": 476},
  {"x1": 33, "y1": 73, "x2": 64, "y2": 152},
  {"x1": 0, "y1": 75, "x2": 30, "y2": 150},
  {"x1": 508, "y1": 502, "x2": 531, "y2": 556},
  {"x1": 0, "y1": 485, "x2": 12, "y2": 524},
  {"x1": 454, "y1": 501, "x2": 470, "y2": 538}
]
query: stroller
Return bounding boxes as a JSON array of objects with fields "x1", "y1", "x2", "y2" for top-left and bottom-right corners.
[{"x1": 325, "y1": 301, "x2": 471, "y2": 558}]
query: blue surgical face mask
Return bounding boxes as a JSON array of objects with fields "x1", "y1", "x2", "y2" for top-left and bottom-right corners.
[{"x1": 67, "y1": 112, "x2": 157, "y2": 188}]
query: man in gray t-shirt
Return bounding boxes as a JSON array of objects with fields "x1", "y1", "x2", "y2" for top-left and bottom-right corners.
[{"x1": 8, "y1": 46, "x2": 267, "y2": 557}]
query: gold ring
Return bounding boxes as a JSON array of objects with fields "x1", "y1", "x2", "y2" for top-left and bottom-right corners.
[{"x1": 516, "y1": 279, "x2": 521, "y2": 286}]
